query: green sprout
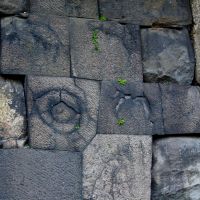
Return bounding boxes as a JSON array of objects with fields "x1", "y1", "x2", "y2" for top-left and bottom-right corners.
[
  {"x1": 117, "y1": 118, "x2": 125, "y2": 126},
  {"x1": 99, "y1": 15, "x2": 108, "y2": 21},
  {"x1": 92, "y1": 30, "x2": 100, "y2": 51},
  {"x1": 117, "y1": 78, "x2": 127, "y2": 86},
  {"x1": 75, "y1": 124, "x2": 80, "y2": 130}
]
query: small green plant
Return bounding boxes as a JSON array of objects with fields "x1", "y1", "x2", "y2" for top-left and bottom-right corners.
[
  {"x1": 117, "y1": 118, "x2": 125, "y2": 126},
  {"x1": 117, "y1": 78, "x2": 127, "y2": 86},
  {"x1": 74, "y1": 124, "x2": 80, "y2": 130},
  {"x1": 99, "y1": 15, "x2": 108, "y2": 21},
  {"x1": 92, "y1": 30, "x2": 99, "y2": 51}
]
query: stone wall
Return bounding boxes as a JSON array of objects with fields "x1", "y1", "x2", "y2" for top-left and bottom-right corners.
[{"x1": 0, "y1": 0, "x2": 199, "y2": 199}]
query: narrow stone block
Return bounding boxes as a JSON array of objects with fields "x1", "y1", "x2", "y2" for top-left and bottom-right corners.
[
  {"x1": 1, "y1": 15, "x2": 70, "y2": 76},
  {"x1": 0, "y1": 76, "x2": 26, "y2": 148},
  {"x1": 83, "y1": 135, "x2": 152, "y2": 200},
  {"x1": 160, "y1": 84, "x2": 200, "y2": 134},
  {"x1": 99, "y1": 0, "x2": 192, "y2": 25},
  {"x1": 98, "y1": 81, "x2": 164, "y2": 135},
  {"x1": 0, "y1": 149, "x2": 82, "y2": 200},
  {"x1": 142, "y1": 28, "x2": 195, "y2": 85},
  {"x1": 30, "y1": 0, "x2": 98, "y2": 18},
  {"x1": 0, "y1": 0, "x2": 29, "y2": 15},
  {"x1": 152, "y1": 137, "x2": 200, "y2": 200},
  {"x1": 70, "y1": 18, "x2": 143, "y2": 81},
  {"x1": 26, "y1": 76, "x2": 100, "y2": 151}
]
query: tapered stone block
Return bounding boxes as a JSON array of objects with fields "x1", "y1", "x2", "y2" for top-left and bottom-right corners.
[
  {"x1": 70, "y1": 18, "x2": 142, "y2": 81},
  {"x1": 83, "y1": 135, "x2": 152, "y2": 200},
  {"x1": 0, "y1": 0, "x2": 29, "y2": 15},
  {"x1": 152, "y1": 137, "x2": 200, "y2": 200},
  {"x1": 142, "y1": 28, "x2": 195, "y2": 85},
  {"x1": 98, "y1": 81, "x2": 164, "y2": 135},
  {"x1": 30, "y1": 0, "x2": 98, "y2": 18},
  {"x1": 26, "y1": 76, "x2": 100, "y2": 151},
  {"x1": 0, "y1": 149, "x2": 82, "y2": 200},
  {"x1": 0, "y1": 76, "x2": 26, "y2": 148},
  {"x1": 1, "y1": 15, "x2": 70, "y2": 76},
  {"x1": 99, "y1": 0, "x2": 192, "y2": 25},
  {"x1": 160, "y1": 84, "x2": 200, "y2": 134}
]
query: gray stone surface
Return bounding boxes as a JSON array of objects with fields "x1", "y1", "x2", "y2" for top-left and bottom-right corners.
[
  {"x1": 98, "y1": 81, "x2": 164, "y2": 135},
  {"x1": 70, "y1": 18, "x2": 142, "y2": 81},
  {"x1": 30, "y1": 0, "x2": 98, "y2": 18},
  {"x1": 152, "y1": 137, "x2": 200, "y2": 200},
  {"x1": 0, "y1": 0, "x2": 29, "y2": 15},
  {"x1": 0, "y1": 76, "x2": 26, "y2": 148},
  {"x1": 0, "y1": 149, "x2": 82, "y2": 200},
  {"x1": 141, "y1": 28, "x2": 195, "y2": 85},
  {"x1": 1, "y1": 15, "x2": 70, "y2": 76},
  {"x1": 160, "y1": 84, "x2": 200, "y2": 134},
  {"x1": 26, "y1": 76, "x2": 100, "y2": 151},
  {"x1": 83, "y1": 135, "x2": 152, "y2": 200},
  {"x1": 99, "y1": 0, "x2": 192, "y2": 25}
]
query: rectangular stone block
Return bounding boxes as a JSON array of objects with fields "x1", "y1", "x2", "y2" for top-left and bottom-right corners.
[
  {"x1": 98, "y1": 81, "x2": 164, "y2": 135},
  {"x1": 152, "y1": 137, "x2": 200, "y2": 200},
  {"x1": 70, "y1": 18, "x2": 143, "y2": 81},
  {"x1": 0, "y1": 0, "x2": 29, "y2": 15},
  {"x1": 1, "y1": 15, "x2": 70, "y2": 76},
  {"x1": 0, "y1": 149, "x2": 82, "y2": 200},
  {"x1": 160, "y1": 84, "x2": 200, "y2": 134},
  {"x1": 0, "y1": 76, "x2": 26, "y2": 148},
  {"x1": 141, "y1": 28, "x2": 195, "y2": 85},
  {"x1": 30, "y1": 0, "x2": 98, "y2": 18},
  {"x1": 26, "y1": 76, "x2": 100, "y2": 151},
  {"x1": 83, "y1": 135, "x2": 152, "y2": 200},
  {"x1": 99, "y1": 0, "x2": 192, "y2": 25}
]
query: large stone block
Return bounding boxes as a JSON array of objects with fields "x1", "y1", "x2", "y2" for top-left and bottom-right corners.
[
  {"x1": 26, "y1": 76, "x2": 100, "y2": 151},
  {"x1": 141, "y1": 28, "x2": 195, "y2": 85},
  {"x1": 0, "y1": 76, "x2": 26, "y2": 148},
  {"x1": 0, "y1": 149, "x2": 82, "y2": 200},
  {"x1": 152, "y1": 137, "x2": 200, "y2": 200},
  {"x1": 99, "y1": 0, "x2": 192, "y2": 25},
  {"x1": 1, "y1": 15, "x2": 70, "y2": 76},
  {"x1": 0, "y1": 0, "x2": 29, "y2": 15},
  {"x1": 83, "y1": 135, "x2": 152, "y2": 200},
  {"x1": 160, "y1": 84, "x2": 200, "y2": 134},
  {"x1": 30, "y1": 0, "x2": 98, "y2": 18},
  {"x1": 98, "y1": 81, "x2": 164, "y2": 135},
  {"x1": 70, "y1": 18, "x2": 142, "y2": 81}
]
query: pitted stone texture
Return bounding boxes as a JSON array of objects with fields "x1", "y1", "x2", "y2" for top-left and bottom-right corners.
[
  {"x1": 98, "y1": 81, "x2": 164, "y2": 135},
  {"x1": 70, "y1": 18, "x2": 142, "y2": 81},
  {"x1": 160, "y1": 84, "x2": 200, "y2": 134},
  {"x1": 0, "y1": 76, "x2": 26, "y2": 149},
  {"x1": 83, "y1": 135, "x2": 152, "y2": 200},
  {"x1": 142, "y1": 28, "x2": 195, "y2": 85},
  {"x1": 0, "y1": 0, "x2": 29, "y2": 15},
  {"x1": 0, "y1": 149, "x2": 82, "y2": 200},
  {"x1": 99, "y1": 0, "x2": 192, "y2": 25},
  {"x1": 30, "y1": 0, "x2": 98, "y2": 18},
  {"x1": 26, "y1": 76, "x2": 100, "y2": 151},
  {"x1": 1, "y1": 15, "x2": 70, "y2": 76},
  {"x1": 152, "y1": 137, "x2": 200, "y2": 200}
]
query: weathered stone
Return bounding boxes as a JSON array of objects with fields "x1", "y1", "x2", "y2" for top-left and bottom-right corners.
[
  {"x1": 160, "y1": 84, "x2": 200, "y2": 134},
  {"x1": 70, "y1": 18, "x2": 142, "y2": 81},
  {"x1": 30, "y1": 0, "x2": 98, "y2": 18},
  {"x1": 0, "y1": 149, "x2": 82, "y2": 200},
  {"x1": 26, "y1": 76, "x2": 100, "y2": 151},
  {"x1": 98, "y1": 81, "x2": 164, "y2": 135},
  {"x1": 83, "y1": 135, "x2": 152, "y2": 200},
  {"x1": 0, "y1": 0, "x2": 29, "y2": 15},
  {"x1": 0, "y1": 76, "x2": 26, "y2": 149},
  {"x1": 152, "y1": 137, "x2": 200, "y2": 200},
  {"x1": 99, "y1": 0, "x2": 192, "y2": 25},
  {"x1": 1, "y1": 15, "x2": 70, "y2": 76},
  {"x1": 141, "y1": 28, "x2": 195, "y2": 85}
]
